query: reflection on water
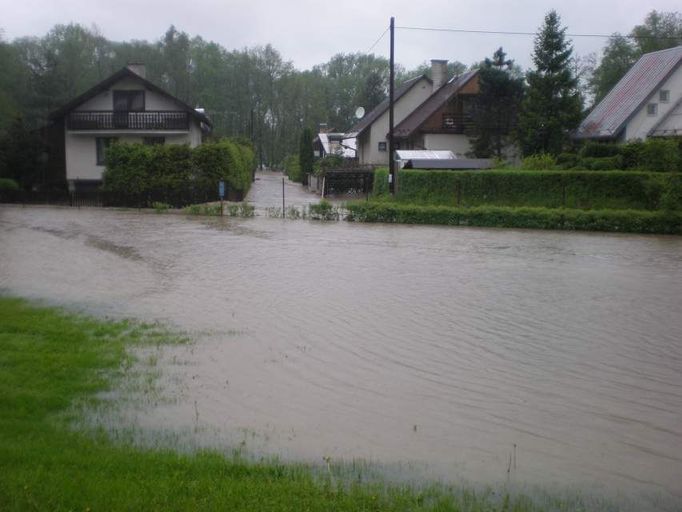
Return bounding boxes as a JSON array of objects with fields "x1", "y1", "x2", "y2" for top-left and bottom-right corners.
[{"x1": 1, "y1": 203, "x2": 681, "y2": 510}]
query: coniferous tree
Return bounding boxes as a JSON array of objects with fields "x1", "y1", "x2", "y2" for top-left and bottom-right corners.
[
  {"x1": 471, "y1": 48, "x2": 525, "y2": 158},
  {"x1": 517, "y1": 11, "x2": 582, "y2": 156},
  {"x1": 298, "y1": 127, "x2": 313, "y2": 185}
]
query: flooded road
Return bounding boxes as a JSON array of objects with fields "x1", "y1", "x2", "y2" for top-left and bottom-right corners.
[{"x1": 1, "y1": 184, "x2": 681, "y2": 509}]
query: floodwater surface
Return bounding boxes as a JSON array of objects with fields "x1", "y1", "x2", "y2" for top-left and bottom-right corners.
[{"x1": 1, "y1": 185, "x2": 681, "y2": 509}]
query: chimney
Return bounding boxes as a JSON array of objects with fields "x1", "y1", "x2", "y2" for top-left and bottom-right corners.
[
  {"x1": 126, "y1": 63, "x2": 146, "y2": 79},
  {"x1": 431, "y1": 59, "x2": 448, "y2": 92}
]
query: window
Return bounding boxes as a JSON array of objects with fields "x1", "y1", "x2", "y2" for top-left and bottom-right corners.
[
  {"x1": 96, "y1": 138, "x2": 117, "y2": 166},
  {"x1": 113, "y1": 90, "x2": 145, "y2": 111},
  {"x1": 378, "y1": 141, "x2": 387, "y2": 152},
  {"x1": 143, "y1": 137, "x2": 165, "y2": 146},
  {"x1": 647, "y1": 103, "x2": 658, "y2": 116},
  {"x1": 659, "y1": 90, "x2": 670, "y2": 103}
]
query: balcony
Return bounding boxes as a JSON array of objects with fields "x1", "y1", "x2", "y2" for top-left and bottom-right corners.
[
  {"x1": 440, "y1": 113, "x2": 475, "y2": 134},
  {"x1": 67, "y1": 111, "x2": 190, "y2": 131}
]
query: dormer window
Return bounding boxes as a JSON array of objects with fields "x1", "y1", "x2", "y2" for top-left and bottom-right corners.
[
  {"x1": 659, "y1": 90, "x2": 670, "y2": 103},
  {"x1": 113, "y1": 90, "x2": 145, "y2": 111}
]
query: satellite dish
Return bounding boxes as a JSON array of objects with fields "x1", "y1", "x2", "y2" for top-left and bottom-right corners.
[{"x1": 355, "y1": 107, "x2": 365, "y2": 119}]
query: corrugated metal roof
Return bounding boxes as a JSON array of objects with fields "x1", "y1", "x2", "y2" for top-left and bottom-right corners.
[
  {"x1": 345, "y1": 75, "x2": 431, "y2": 138},
  {"x1": 396, "y1": 150, "x2": 456, "y2": 160},
  {"x1": 575, "y1": 46, "x2": 682, "y2": 139},
  {"x1": 393, "y1": 70, "x2": 479, "y2": 138}
]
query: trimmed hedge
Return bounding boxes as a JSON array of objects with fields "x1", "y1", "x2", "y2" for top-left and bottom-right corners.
[
  {"x1": 103, "y1": 140, "x2": 254, "y2": 197},
  {"x1": 0, "y1": 178, "x2": 20, "y2": 191},
  {"x1": 346, "y1": 202, "x2": 682, "y2": 235},
  {"x1": 373, "y1": 168, "x2": 680, "y2": 211}
]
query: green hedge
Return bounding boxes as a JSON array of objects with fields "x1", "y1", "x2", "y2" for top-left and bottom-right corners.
[
  {"x1": 0, "y1": 178, "x2": 20, "y2": 191},
  {"x1": 346, "y1": 202, "x2": 682, "y2": 235},
  {"x1": 103, "y1": 140, "x2": 254, "y2": 196},
  {"x1": 373, "y1": 169, "x2": 680, "y2": 211}
]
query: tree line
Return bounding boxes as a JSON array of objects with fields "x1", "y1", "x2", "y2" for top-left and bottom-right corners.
[{"x1": 0, "y1": 9, "x2": 680, "y2": 182}]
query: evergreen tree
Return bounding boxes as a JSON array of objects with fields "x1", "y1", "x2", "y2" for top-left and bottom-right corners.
[
  {"x1": 517, "y1": 11, "x2": 582, "y2": 156},
  {"x1": 471, "y1": 48, "x2": 525, "y2": 158},
  {"x1": 298, "y1": 128, "x2": 313, "y2": 185}
]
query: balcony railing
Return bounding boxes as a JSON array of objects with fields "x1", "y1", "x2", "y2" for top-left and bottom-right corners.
[
  {"x1": 441, "y1": 113, "x2": 475, "y2": 134},
  {"x1": 67, "y1": 111, "x2": 190, "y2": 131}
]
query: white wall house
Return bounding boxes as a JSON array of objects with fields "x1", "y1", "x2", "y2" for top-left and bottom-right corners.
[
  {"x1": 575, "y1": 46, "x2": 682, "y2": 141},
  {"x1": 346, "y1": 60, "x2": 484, "y2": 166},
  {"x1": 49, "y1": 64, "x2": 211, "y2": 190}
]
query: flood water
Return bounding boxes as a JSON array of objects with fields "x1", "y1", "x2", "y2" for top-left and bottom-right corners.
[{"x1": 1, "y1": 175, "x2": 681, "y2": 510}]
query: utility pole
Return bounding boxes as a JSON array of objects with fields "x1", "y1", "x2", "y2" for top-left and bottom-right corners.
[{"x1": 388, "y1": 16, "x2": 396, "y2": 195}]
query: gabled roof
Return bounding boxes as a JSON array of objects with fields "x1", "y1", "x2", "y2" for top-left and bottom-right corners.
[
  {"x1": 392, "y1": 70, "x2": 479, "y2": 139},
  {"x1": 574, "y1": 46, "x2": 682, "y2": 140},
  {"x1": 49, "y1": 66, "x2": 212, "y2": 127},
  {"x1": 346, "y1": 75, "x2": 431, "y2": 138}
]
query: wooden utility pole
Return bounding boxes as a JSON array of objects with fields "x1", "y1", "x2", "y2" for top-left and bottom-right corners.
[{"x1": 389, "y1": 16, "x2": 396, "y2": 195}]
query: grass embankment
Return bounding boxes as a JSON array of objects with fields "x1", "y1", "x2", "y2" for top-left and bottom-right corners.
[
  {"x1": 349, "y1": 169, "x2": 682, "y2": 234},
  {"x1": 1, "y1": 297, "x2": 558, "y2": 511}
]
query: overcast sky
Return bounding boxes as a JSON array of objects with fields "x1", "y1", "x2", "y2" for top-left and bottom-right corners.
[{"x1": 1, "y1": 0, "x2": 680, "y2": 71}]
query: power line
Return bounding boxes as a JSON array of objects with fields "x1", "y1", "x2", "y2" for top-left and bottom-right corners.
[
  {"x1": 367, "y1": 26, "x2": 390, "y2": 53},
  {"x1": 396, "y1": 25, "x2": 681, "y2": 41}
]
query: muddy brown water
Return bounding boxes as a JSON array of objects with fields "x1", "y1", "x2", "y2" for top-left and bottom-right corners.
[{"x1": 1, "y1": 191, "x2": 681, "y2": 509}]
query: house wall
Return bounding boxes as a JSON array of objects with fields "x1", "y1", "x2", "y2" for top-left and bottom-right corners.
[
  {"x1": 359, "y1": 77, "x2": 432, "y2": 166},
  {"x1": 654, "y1": 99, "x2": 682, "y2": 135},
  {"x1": 625, "y1": 65, "x2": 682, "y2": 140},
  {"x1": 64, "y1": 131, "x2": 198, "y2": 182},
  {"x1": 423, "y1": 134, "x2": 472, "y2": 156}
]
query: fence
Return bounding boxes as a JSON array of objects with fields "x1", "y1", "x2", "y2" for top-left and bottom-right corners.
[
  {"x1": 0, "y1": 187, "x2": 241, "y2": 209},
  {"x1": 307, "y1": 168, "x2": 374, "y2": 198}
]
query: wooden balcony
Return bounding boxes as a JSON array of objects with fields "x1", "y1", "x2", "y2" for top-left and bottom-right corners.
[
  {"x1": 440, "y1": 113, "x2": 475, "y2": 134},
  {"x1": 67, "y1": 111, "x2": 190, "y2": 131}
]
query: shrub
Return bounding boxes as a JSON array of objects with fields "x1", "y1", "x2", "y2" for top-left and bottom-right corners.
[
  {"x1": 374, "y1": 169, "x2": 673, "y2": 211},
  {"x1": 579, "y1": 155, "x2": 624, "y2": 171},
  {"x1": 579, "y1": 141, "x2": 622, "y2": 158},
  {"x1": 520, "y1": 153, "x2": 557, "y2": 170},
  {"x1": 282, "y1": 155, "x2": 302, "y2": 183},
  {"x1": 556, "y1": 153, "x2": 579, "y2": 169},
  {"x1": 309, "y1": 199, "x2": 339, "y2": 220},
  {"x1": 152, "y1": 201, "x2": 170, "y2": 213},
  {"x1": 0, "y1": 178, "x2": 19, "y2": 191},
  {"x1": 639, "y1": 138, "x2": 681, "y2": 172},
  {"x1": 346, "y1": 202, "x2": 682, "y2": 234}
]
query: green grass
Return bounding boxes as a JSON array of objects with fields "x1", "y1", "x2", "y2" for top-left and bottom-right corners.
[{"x1": 0, "y1": 297, "x2": 599, "y2": 510}]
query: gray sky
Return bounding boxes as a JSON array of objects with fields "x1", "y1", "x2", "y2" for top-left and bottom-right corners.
[{"x1": 1, "y1": 0, "x2": 680, "y2": 71}]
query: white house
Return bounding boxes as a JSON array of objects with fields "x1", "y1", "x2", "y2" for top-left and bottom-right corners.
[
  {"x1": 346, "y1": 60, "x2": 481, "y2": 166},
  {"x1": 48, "y1": 64, "x2": 211, "y2": 191},
  {"x1": 575, "y1": 45, "x2": 682, "y2": 141}
]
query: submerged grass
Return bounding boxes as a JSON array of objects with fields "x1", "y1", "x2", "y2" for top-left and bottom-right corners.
[{"x1": 0, "y1": 297, "x2": 602, "y2": 510}]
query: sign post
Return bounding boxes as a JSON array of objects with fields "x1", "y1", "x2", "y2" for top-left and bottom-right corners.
[{"x1": 218, "y1": 180, "x2": 225, "y2": 217}]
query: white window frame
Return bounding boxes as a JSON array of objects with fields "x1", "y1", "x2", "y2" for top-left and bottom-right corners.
[
  {"x1": 659, "y1": 90, "x2": 670, "y2": 103},
  {"x1": 378, "y1": 141, "x2": 387, "y2": 152},
  {"x1": 647, "y1": 103, "x2": 658, "y2": 116}
]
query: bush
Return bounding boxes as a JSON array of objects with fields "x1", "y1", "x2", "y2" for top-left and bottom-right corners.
[
  {"x1": 309, "y1": 199, "x2": 339, "y2": 220},
  {"x1": 579, "y1": 155, "x2": 624, "y2": 171},
  {"x1": 346, "y1": 202, "x2": 682, "y2": 234},
  {"x1": 0, "y1": 178, "x2": 19, "y2": 191},
  {"x1": 374, "y1": 169, "x2": 675, "y2": 211},
  {"x1": 556, "y1": 153, "x2": 579, "y2": 169},
  {"x1": 579, "y1": 141, "x2": 622, "y2": 158},
  {"x1": 520, "y1": 153, "x2": 557, "y2": 170},
  {"x1": 639, "y1": 138, "x2": 681, "y2": 172},
  {"x1": 282, "y1": 155, "x2": 302, "y2": 183}
]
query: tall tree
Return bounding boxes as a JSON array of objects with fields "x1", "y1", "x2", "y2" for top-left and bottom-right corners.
[
  {"x1": 589, "y1": 35, "x2": 639, "y2": 104},
  {"x1": 471, "y1": 48, "x2": 525, "y2": 158},
  {"x1": 631, "y1": 10, "x2": 682, "y2": 54},
  {"x1": 298, "y1": 127, "x2": 313, "y2": 185},
  {"x1": 517, "y1": 10, "x2": 582, "y2": 156}
]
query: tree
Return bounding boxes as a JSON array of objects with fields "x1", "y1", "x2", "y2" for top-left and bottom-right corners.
[
  {"x1": 517, "y1": 10, "x2": 582, "y2": 156},
  {"x1": 589, "y1": 35, "x2": 639, "y2": 104},
  {"x1": 471, "y1": 48, "x2": 525, "y2": 158},
  {"x1": 0, "y1": 117, "x2": 46, "y2": 189},
  {"x1": 632, "y1": 10, "x2": 682, "y2": 54},
  {"x1": 298, "y1": 128, "x2": 313, "y2": 185}
]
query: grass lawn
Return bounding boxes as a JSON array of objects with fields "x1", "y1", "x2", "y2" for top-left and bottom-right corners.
[{"x1": 0, "y1": 296, "x2": 588, "y2": 511}]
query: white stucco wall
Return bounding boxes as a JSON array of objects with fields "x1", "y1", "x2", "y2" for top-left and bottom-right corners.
[
  {"x1": 422, "y1": 134, "x2": 472, "y2": 157},
  {"x1": 359, "y1": 77, "x2": 432, "y2": 166},
  {"x1": 624, "y1": 65, "x2": 682, "y2": 140},
  {"x1": 75, "y1": 77, "x2": 183, "y2": 112}
]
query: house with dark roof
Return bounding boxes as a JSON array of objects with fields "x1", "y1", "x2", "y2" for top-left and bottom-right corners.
[
  {"x1": 346, "y1": 60, "x2": 481, "y2": 166},
  {"x1": 575, "y1": 46, "x2": 682, "y2": 141},
  {"x1": 48, "y1": 64, "x2": 212, "y2": 191},
  {"x1": 346, "y1": 72, "x2": 433, "y2": 166}
]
